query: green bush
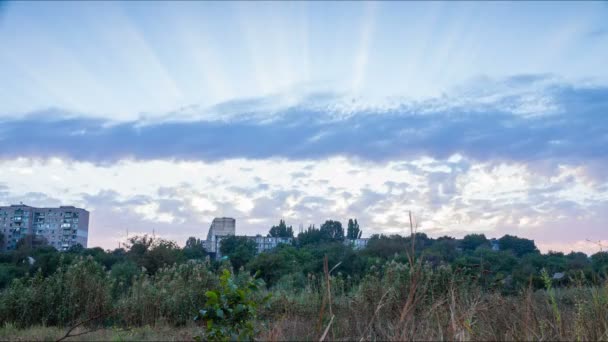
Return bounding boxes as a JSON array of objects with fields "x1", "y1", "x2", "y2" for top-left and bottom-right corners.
[
  {"x1": 196, "y1": 269, "x2": 270, "y2": 341},
  {"x1": 0, "y1": 256, "x2": 111, "y2": 327}
]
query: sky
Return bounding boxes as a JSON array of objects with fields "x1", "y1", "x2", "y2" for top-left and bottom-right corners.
[{"x1": 0, "y1": 1, "x2": 607, "y2": 254}]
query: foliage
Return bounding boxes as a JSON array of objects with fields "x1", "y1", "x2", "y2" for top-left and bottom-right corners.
[
  {"x1": 183, "y1": 237, "x2": 207, "y2": 260},
  {"x1": 246, "y1": 245, "x2": 309, "y2": 286},
  {"x1": 498, "y1": 234, "x2": 539, "y2": 257},
  {"x1": 297, "y1": 221, "x2": 346, "y2": 246},
  {"x1": 346, "y1": 218, "x2": 362, "y2": 240},
  {"x1": 0, "y1": 228, "x2": 607, "y2": 340},
  {"x1": 117, "y1": 261, "x2": 218, "y2": 327},
  {"x1": 461, "y1": 234, "x2": 489, "y2": 251},
  {"x1": 296, "y1": 225, "x2": 325, "y2": 246},
  {"x1": 196, "y1": 269, "x2": 269, "y2": 341},
  {"x1": 0, "y1": 256, "x2": 111, "y2": 328},
  {"x1": 319, "y1": 220, "x2": 344, "y2": 241},
  {"x1": 267, "y1": 220, "x2": 294, "y2": 238},
  {"x1": 126, "y1": 235, "x2": 185, "y2": 275},
  {"x1": 591, "y1": 251, "x2": 608, "y2": 275},
  {"x1": 364, "y1": 234, "x2": 409, "y2": 259},
  {"x1": 219, "y1": 236, "x2": 257, "y2": 271}
]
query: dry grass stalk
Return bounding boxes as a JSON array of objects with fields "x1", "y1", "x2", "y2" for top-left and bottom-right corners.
[
  {"x1": 316, "y1": 255, "x2": 341, "y2": 340},
  {"x1": 359, "y1": 289, "x2": 391, "y2": 342},
  {"x1": 319, "y1": 314, "x2": 335, "y2": 342},
  {"x1": 397, "y1": 211, "x2": 423, "y2": 340}
]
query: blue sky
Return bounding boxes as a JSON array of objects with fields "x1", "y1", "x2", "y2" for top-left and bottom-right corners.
[{"x1": 0, "y1": 2, "x2": 607, "y2": 252}]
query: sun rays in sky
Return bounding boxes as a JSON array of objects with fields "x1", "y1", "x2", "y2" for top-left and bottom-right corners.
[{"x1": 2, "y1": 1, "x2": 606, "y2": 119}]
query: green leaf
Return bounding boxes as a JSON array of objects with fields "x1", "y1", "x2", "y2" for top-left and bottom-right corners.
[
  {"x1": 216, "y1": 308, "x2": 224, "y2": 319},
  {"x1": 205, "y1": 291, "x2": 219, "y2": 304}
]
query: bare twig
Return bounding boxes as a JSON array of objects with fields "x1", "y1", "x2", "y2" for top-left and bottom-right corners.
[
  {"x1": 398, "y1": 211, "x2": 424, "y2": 340},
  {"x1": 359, "y1": 289, "x2": 391, "y2": 342},
  {"x1": 329, "y1": 261, "x2": 342, "y2": 275},
  {"x1": 56, "y1": 310, "x2": 115, "y2": 342},
  {"x1": 319, "y1": 314, "x2": 335, "y2": 342},
  {"x1": 324, "y1": 256, "x2": 333, "y2": 318},
  {"x1": 316, "y1": 255, "x2": 341, "y2": 339},
  {"x1": 586, "y1": 239, "x2": 605, "y2": 252}
]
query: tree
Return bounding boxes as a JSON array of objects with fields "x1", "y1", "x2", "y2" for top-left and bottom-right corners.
[
  {"x1": 220, "y1": 236, "x2": 258, "y2": 271},
  {"x1": 183, "y1": 237, "x2": 207, "y2": 259},
  {"x1": 424, "y1": 238, "x2": 459, "y2": 265},
  {"x1": 125, "y1": 235, "x2": 185, "y2": 275},
  {"x1": 320, "y1": 220, "x2": 344, "y2": 241},
  {"x1": 591, "y1": 251, "x2": 608, "y2": 275},
  {"x1": 268, "y1": 220, "x2": 294, "y2": 238},
  {"x1": 16, "y1": 234, "x2": 48, "y2": 251},
  {"x1": 498, "y1": 235, "x2": 539, "y2": 257},
  {"x1": 297, "y1": 225, "x2": 326, "y2": 246},
  {"x1": 247, "y1": 245, "x2": 309, "y2": 286},
  {"x1": 364, "y1": 234, "x2": 410, "y2": 259},
  {"x1": 566, "y1": 252, "x2": 591, "y2": 271},
  {"x1": 67, "y1": 243, "x2": 85, "y2": 254},
  {"x1": 347, "y1": 219, "x2": 362, "y2": 240},
  {"x1": 461, "y1": 234, "x2": 489, "y2": 251},
  {"x1": 110, "y1": 260, "x2": 140, "y2": 295}
]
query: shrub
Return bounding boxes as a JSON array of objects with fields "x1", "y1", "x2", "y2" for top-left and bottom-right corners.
[{"x1": 196, "y1": 269, "x2": 270, "y2": 341}]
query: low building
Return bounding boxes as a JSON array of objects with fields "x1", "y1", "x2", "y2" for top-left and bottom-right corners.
[
  {"x1": 251, "y1": 236, "x2": 293, "y2": 253},
  {"x1": 203, "y1": 217, "x2": 293, "y2": 259},
  {"x1": 344, "y1": 238, "x2": 369, "y2": 250},
  {"x1": 0, "y1": 204, "x2": 89, "y2": 251}
]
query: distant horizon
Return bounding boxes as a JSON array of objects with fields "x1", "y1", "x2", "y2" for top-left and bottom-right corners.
[
  {"x1": 1, "y1": 201, "x2": 605, "y2": 256},
  {"x1": 1, "y1": 2, "x2": 607, "y2": 255}
]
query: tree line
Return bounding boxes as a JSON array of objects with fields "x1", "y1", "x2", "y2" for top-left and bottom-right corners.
[{"x1": 0, "y1": 219, "x2": 607, "y2": 292}]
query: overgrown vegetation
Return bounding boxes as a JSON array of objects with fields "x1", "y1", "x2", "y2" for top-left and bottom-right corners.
[
  {"x1": 0, "y1": 219, "x2": 607, "y2": 340},
  {"x1": 196, "y1": 269, "x2": 270, "y2": 341}
]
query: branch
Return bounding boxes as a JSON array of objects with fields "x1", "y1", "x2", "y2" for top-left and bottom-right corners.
[
  {"x1": 56, "y1": 309, "x2": 115, "y2": 342},
  {"x1": 319, "y1": 315, "x2": 335, "y2": 342}
]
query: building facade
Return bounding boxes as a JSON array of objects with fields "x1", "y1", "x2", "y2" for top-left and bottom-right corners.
[
  {"x1": 204, "y1": 217, "x2": 236, "y2": 254},
  {"x1": 344, "y1": 238, "x2": 369, "y2": 250},
  {"x1": 251, "y1": 236, "x2": 293, "y2": 253},
  {"x1": 203, "y1": 217, "x2": 293, "y2": 258},
  {"x1": 206, "y1": 235, "x2": 293, "y2": 259},
  {"x1": 0, "y1": 204, "x2": 89, "y2": 251}
]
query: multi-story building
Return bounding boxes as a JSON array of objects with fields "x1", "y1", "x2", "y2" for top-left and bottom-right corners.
[
  {"x1": 206, "y1": 217, "x2": 236, "y2": 241},
  {"x1": 204, "y1": 217, "x2": 236, "y2": 254},
  {"x1": 203, "y1": 217, "x2": 292, "y2": 258},
  {"x1": 0, "y1": 204, "x2": 89, "y2": 251}
]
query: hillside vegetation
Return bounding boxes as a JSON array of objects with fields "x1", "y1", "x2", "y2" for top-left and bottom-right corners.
[{"x1": 0, "y1": 220, "x2": 607, "y2": 341}]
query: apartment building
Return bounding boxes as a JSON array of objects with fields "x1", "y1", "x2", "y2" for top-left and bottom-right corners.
[
  {"x1": 204, "y1": 217, "x2": 236, "y2": 254},
  {"x1": 203, "y1": 217, "x2": 292, "y2": 258},
  {"x1": 0, "y1": 204, "x2": 89, "y2": 251},
  {"x1": 344, "y1": 238, "x2": 369, "y2": 250},
  {"x1": 251, "y1": 236, "x2": 293, "y2": 253}
]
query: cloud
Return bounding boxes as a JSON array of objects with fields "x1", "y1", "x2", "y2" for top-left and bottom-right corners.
[
  {"x1": 0, "y1": 155, "x2": 606, "y2": 252},
  {"x1": 0, "y1": 76, "x2": 606, "y2": 171},
  {"x1": 0, "y1": 75, "x2": 607, "y2": 253}
]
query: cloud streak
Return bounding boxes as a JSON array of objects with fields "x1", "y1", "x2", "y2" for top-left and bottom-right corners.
[{"x1": 0, "y1": 76, "x2": 606, "y2": 168}]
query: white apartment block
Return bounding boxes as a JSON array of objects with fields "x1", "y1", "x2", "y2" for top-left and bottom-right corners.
[{"x1": 0, "y1": 204, "x2": 89, "y2": 251}]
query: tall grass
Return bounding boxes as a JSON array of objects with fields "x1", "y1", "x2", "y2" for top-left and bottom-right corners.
[
  {"x1": 0, "y1": 254, "x2": 606, "y2": 340},
  {"x1": 260, "y1": 259, "x2": 608, "y2": 341}
]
